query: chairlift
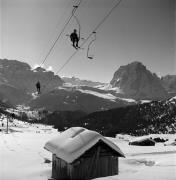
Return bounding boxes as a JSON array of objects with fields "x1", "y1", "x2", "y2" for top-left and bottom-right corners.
[
  {"x1": 87, "y1": 31, "x2": 96, "y2": 59},
  {"x1": 67, "y1": 5, "x2": 85, "y2": 49}
]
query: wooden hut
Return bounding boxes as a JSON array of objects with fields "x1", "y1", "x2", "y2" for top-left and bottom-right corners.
[
  {"x1": 129, "y1": 137, "x2": 155, "y2": 146},
  {"x1": 44, "y1": 127, "x2": 125, "y2": 180}
]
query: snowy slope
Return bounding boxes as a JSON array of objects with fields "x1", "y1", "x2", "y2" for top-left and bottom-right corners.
[
  {"x1": 78, "y1": 89, "x2": 117, "y2": 101},
  {"x1": 29, "y1": 86, "x2": 133, "y2": 113},
  {"x1": 62, "y1": 76, "x2": 106, "y2": 87},
  {"x1": 95, "y1": 135, "x2": 176, "y2": 180},
  {"x1": 78, "y1": 88, "x2": 136, "y2": 103},
  {"x1": 0, "y1": 120, "x2": 58, "y2": 180},
  {"x1": 0, "y1": 117, "x2": 176, "y2": 180}
]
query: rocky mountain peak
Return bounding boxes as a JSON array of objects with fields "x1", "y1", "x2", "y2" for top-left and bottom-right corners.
[
  {"x1": 161, "y1": 75, "x2": 176, "y2": 93},
  {"x1": 0, "y1": 59, "x2": 64, "y2": 105},
  {"x1": 110, "y1": 61, "x2": 168, "y2": 100},
  {"x1": 0, "y1": 59, "x2": 31, "y2": 72}
]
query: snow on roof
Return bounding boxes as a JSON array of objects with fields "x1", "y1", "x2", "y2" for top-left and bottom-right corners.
[
  {"x1": 130, "y1": 136, "x2": 155, "y2": 143},
  {"x1": 44, "y1": 127, "x2": 125, "y2": 163},
  {"x1": 164, "y1": 139, "x2": 176, "y2": 146}
]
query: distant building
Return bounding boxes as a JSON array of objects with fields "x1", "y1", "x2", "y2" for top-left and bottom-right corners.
[
  {"x1": 44, "y1": 127, "x2": 125, "y2": 180},
  {"x1": 129, "y1": 137, "x2": 156, "y2": 146},
  {"x1": 164, "y1": 139, "x2": 176, "y2": 146}
]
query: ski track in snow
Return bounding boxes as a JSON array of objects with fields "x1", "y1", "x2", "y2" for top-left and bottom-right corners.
[{"x1": 0, "y1": 119, "x2": 176, "y2": 180}]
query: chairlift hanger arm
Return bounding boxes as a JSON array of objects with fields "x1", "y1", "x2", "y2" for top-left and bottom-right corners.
[
  {"x1": 87, "y1": 32, "x2": 96, "y2": 59},
  {"x1": 72, "y1": 6, "x2": 81, "y2": 39}
]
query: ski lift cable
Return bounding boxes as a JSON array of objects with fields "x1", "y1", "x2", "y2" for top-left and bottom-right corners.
[
  {"x1": 36, "y1": 0, "x2": 83, "y2": 94},
  {"x1": 92, "y1": 0, "x2": 123, "y2": 33},
  {"x1": 40, "y1": 0, "x2": 83, "y2": 67},
  {"x1": 37, "y1": 0, "x2": 73, "y2": 64},
  {"x1": 56, "y1": 0, "x2": 123, "y2": 74},
  {"x1": 43, "y1": 0, "x2": 123, "y2": 93},
  {"x1": 72, "y1": 6, "x2": 81, "y2": 40}
]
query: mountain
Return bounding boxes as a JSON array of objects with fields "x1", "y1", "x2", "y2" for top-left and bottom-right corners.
[
  {"x1": 110, "y1": 61, "x2": 168, "y2": 100},
  {"x1": 28, "y1": 86, "x2": 133, "y2": 113},
  {"x1": 0, "y1": 59, "x2": 63, "y2": 93},
  {"x1": 0, "y1": 59, "x2": 174, "y2": 113},
  {"x1": 35, "y1": 110, "x2": 87, "y2": 131},
  {"x1": 62, "y1": 76, "x2": 106, "y2": 87},
  {"x1": 0, "y1": 84, "x2": 31, "y2": 105},
  {"x1": 71, "y1": 97, "x2": 176, "y2": 136},
  {"x1": 0, "y1": 59, "x2": 64, "y2": 105},
  {"x1": 0, "y1": 59, "x2": 135, "y2": 111},
  {"x1": 0, "y1": 98, "x2": 13, "y2": 109},
  {"x1": 33, "y1": 95, "x2": 176, "y2": 137},
  {"x1": 161, "y1": 75, "x2": 176, "y2": 94}
]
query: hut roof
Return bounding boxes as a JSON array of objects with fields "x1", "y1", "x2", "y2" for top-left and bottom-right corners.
[
  {"x1": 164, "y1": 139, "x2": 176, "y2": 146},
  {"x1": 44, "y1": 127, "x2": 125, "y2": 163},
  {"x1": 130, "y1": 137, "x2": 156, "y2": 144}
]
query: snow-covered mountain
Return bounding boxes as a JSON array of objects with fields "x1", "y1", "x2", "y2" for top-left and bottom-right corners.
[
  {"x1": 0, "y1": 59, "x2": 136, "y2": 111},
  {"x1": 0, "y1": 59, "x2": 63, "y2": 93},
  {"x1": 0, "y1": 59, "x2": 175, "y2": 113},
  {"x1": 29, "y1": 86, "x2": 135, "y2": 113},
  {"x1": 110, "y1": 62, "x2": 168, "y2": 100},
  {"x1": 0, "y1": 59, "x2": 63, "y2": 105},
  {"x1": 62, "y1": 76, "x2": 106, "y2": 87}
]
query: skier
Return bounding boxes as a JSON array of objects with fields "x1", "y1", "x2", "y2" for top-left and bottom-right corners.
[
  {"x1": 11, "y1": 113, "x2": 15, "y2": 119},
  {"x1": 36, "y1": 81, "x2": 41, "y2": 94},
  {"x1": 70, "y1": 29, "x2": 79, "y2": 49}
]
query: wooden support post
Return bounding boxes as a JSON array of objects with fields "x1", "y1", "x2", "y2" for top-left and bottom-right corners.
[{"x1": 6, "y1": 116, "x2": 9, "y2": 133}]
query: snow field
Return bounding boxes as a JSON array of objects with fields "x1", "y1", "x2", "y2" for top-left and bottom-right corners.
[{"x1": 0, "y1": 119, "x2": 175, "y2": 180}]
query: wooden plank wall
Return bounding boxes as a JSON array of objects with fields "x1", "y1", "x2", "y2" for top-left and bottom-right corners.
[
  {"x1": 70, "y1": 156, "x2": 118, "y2": 179},
  {"x1": 52, "y1": 155, "x2": 118, "y2": 179},
  {"x1": 51, "y1": 140, "x2": 120, "y2": 180}
]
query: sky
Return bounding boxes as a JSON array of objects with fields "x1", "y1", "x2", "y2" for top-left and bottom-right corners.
[{"x1": 0, "y1": 0, "x2": 175, "y2": 82}]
